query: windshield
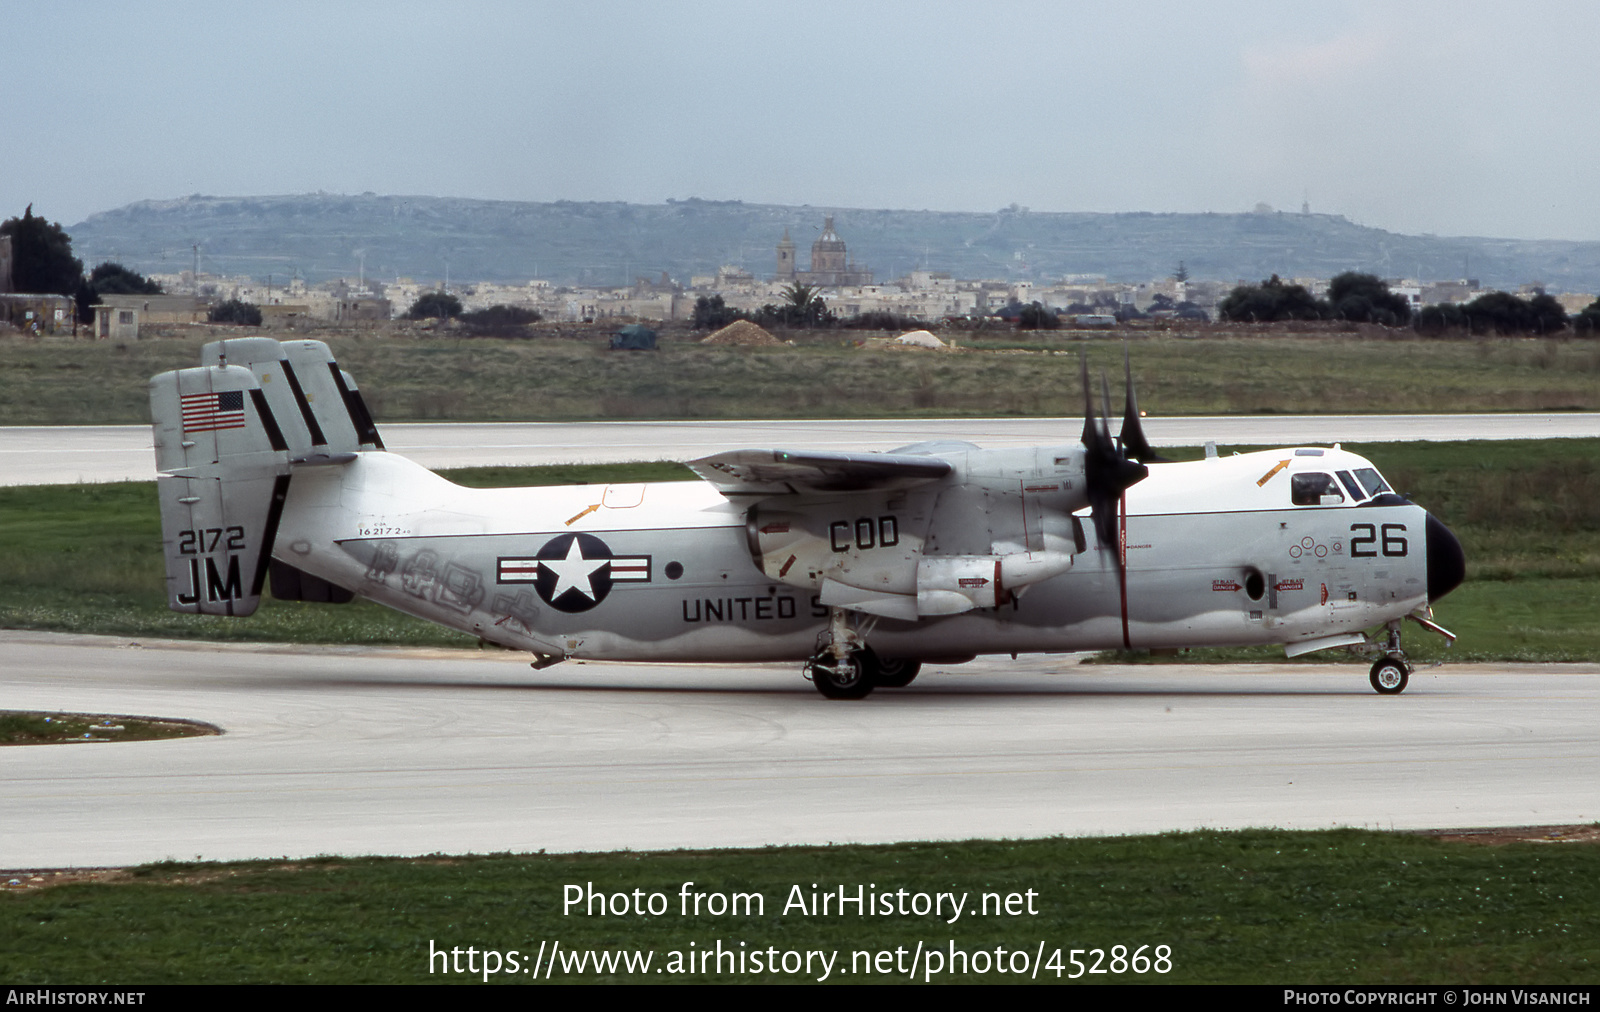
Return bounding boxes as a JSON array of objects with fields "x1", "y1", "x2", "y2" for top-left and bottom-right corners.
[
  {"x1": 1353, "y1": 467, "x2": 1391, "y2": 498},
  {"x1": 1336, "y1": 470, "x2": 1365, "y2": 501}
]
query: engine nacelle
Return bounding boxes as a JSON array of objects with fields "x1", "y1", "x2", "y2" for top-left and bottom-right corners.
[
  {"x1": 742, "y1": 444, "x2": 1094, "y2": 619},
  {"x1": 915, "y1": 547, "x2": 1077, "y2": 616},
  {"x1": 748, "y1": 505, "x2": 925, "y2": 594}
]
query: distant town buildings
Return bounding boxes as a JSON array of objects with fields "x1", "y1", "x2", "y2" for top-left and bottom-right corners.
[{"x1": 45, "y1": 211, "x2": 1585, "y2": 335}]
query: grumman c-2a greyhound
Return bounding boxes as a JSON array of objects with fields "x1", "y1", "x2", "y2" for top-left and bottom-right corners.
[{"x1": 150, "y1": 338, "x2": 1465, "y2": 699}]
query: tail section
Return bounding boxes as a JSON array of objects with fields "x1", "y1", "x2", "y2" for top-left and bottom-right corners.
[
  {"x1": 199, "y1": 337, "x2": 383, "y2": 459},
  {"x1": 150, "y1": 338, "x2": 385, "y2": 616},
  {"x1": 150, "y1": 364, "x2": 292, "y2": 615}
]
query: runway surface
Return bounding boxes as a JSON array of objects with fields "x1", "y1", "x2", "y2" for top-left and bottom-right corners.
[
  {"x1": 4, "y1": 630, "x2": 1598, "y2": 869},
  {"x1": 4, "y1": 413, "x2": 1597, "y2": 485}
]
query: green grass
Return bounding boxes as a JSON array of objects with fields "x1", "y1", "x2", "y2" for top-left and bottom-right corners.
[
  {"x1": 0, "y1": 711, "x2": 216, "y2": 745},
  {"x1": 3, "y1": 331, "x2": 1599, "y2": 424},
  {"x1": 2, "y1": 830, "x2": 1596, "y2": 983},
  {"x1": 2, "y1": 444, "x2": 1597, "y2": 659}
]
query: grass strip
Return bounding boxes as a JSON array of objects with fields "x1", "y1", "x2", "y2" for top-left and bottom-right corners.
[
  {"x1": 2, "y1": 830, "x2": 1596, "y2": 983},
  {"x1": 3, "y1": 332, "x2": 1599, "y2": 424},
  {"x1": 0, "y1": 711, "x2": 218, "y2": 745}
]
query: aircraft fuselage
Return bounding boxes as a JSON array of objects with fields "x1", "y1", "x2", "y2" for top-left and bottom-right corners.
[{"x1": 272, "y1": 445, "x2": 1446, "y2": 664}]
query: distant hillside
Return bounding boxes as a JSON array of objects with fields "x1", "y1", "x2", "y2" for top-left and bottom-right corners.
[{"x1": 68, "y1": 193, "x2": 1600, "y2": 292}]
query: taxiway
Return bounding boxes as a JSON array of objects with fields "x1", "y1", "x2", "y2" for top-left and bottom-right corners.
[{"x1": 3, "y1": 631, "x2": 1597, "y2": 869}]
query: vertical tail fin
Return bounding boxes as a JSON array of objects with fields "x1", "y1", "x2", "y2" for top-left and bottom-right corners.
[
  {"x1": 200, "y1": 337, "x2": 383, "y2": 459},
  {"x1": 150, "y1": 364, "x2": 291, "y2": 615}
]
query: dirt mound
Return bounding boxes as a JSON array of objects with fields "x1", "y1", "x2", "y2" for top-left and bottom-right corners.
[{"x1": 702, "y1": 320, "x2": 782, "y2": 346}]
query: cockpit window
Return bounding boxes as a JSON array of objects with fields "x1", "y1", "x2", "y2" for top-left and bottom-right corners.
[
  {"x1": 1291, "y1": 472, "x2": 1345, "y2": 506},
  {"x1": 1353, "y1": 468, "x2": 1391, "y2": 498},
  {"x1": 1336, "y1": 470, "x2": 1366, "y2": 502}
]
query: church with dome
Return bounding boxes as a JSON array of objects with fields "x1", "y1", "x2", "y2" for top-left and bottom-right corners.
[{"x1": 775, "y1": 216, "x2": 873, "y2": 287}]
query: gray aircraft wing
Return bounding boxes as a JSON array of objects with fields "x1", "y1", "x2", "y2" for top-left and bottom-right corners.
[{"x1": 688, "y1": 449, "x2": 953, "y2": 496}]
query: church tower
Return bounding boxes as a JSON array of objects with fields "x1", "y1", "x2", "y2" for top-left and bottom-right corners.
[{"x1": 775, "y1": 229, "x2": 796, "y2": 280}]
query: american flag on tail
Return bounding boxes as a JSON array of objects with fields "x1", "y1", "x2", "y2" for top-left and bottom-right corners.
[{"x1": 181, "y1": 390, "x2": 247, "y2": 433}]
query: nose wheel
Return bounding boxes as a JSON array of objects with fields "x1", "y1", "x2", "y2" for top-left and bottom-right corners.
[
  {"x1": 1368, "y1": 620, "x2": 1412, "y2": 694},
  {"x1": 1369, "y1": 656, "x2": 1410, "y2": 695}
]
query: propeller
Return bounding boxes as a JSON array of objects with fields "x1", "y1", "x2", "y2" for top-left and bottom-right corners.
[
  {"x1": 1079, "y1": 354, "x2": 1149, "y2": 565},
  {"x1": 1119, "y1": 345, "x2": 1168, "y2": 464}
]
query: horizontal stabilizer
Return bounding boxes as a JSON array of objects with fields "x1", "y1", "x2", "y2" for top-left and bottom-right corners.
[{"x1": 690, "y1": 448, "x2": 952, "y2": 496}]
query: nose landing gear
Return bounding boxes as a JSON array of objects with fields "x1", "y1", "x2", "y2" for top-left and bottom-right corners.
[
  {"x1": 1366, "y1": 618, "x2": 1420, "y2": 695},
  {"x1": 1369, "y1": 655, "x2": 1409, "y2": 695}
]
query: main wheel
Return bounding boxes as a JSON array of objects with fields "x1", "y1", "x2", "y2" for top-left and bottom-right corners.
[
  {"x1": 811, "y1": 652, "x2": 875, "y2": 700},
  {"x1": 1370, "y1": 657, "x2": 1409, "y2": 695},
  {"x1": 873, "y1": 657, "x2": 922, "y2": 689}
]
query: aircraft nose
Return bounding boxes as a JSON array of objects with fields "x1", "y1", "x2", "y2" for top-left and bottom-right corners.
[{"x1": 1426, "y1": 511, "x2": 1466, "y2": 602}]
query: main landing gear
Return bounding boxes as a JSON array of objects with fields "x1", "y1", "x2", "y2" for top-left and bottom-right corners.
[{"x1": 803, "y1": 608, "x2": 921, "y2": 699}]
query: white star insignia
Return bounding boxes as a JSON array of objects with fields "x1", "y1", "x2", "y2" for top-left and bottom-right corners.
[{"x1": 543, "y1": 537, "x2": 608, "y2": 601}]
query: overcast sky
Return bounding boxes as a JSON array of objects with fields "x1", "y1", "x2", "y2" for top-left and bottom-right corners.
[{"x1": 9, "y1": 0, "x2": 1599, "y2": 241}]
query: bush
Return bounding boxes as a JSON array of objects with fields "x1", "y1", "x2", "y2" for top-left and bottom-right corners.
[
  {"x1": 406, "y1": 291, "x2": 463, "y2": 320},
  {"x1": 1328, "y1": 272, "x2": 1410, "y2": 325},
  {"x1": 1462, "y1": 291, "x2": 1565, "y2": 335},
  {"x1": 1415, "y1": 303, "x2": 1467, "y2": 336},
  {"x1": 459, "y1": 304, "x2": 540, "y2": 337},
  {"x1": 1218, "y1": 275, "x2": 1327, "y2": 322},
  {"x1": 1572, "y1": 298, "x2": 1600, "y2": 337},
  {"x1": 208, "y1": 299, "x2": 262, "y2": 326},
  {"x1": 88, "y1": 262, "x2": 163, "y2": 296},
  {"x1": 1016, "y1": 302, "x2": 1060, "y2": 330},
  {"x1": 692, "y1": 295, "x2": 744, "y2": 330},
  {"x1": 840, "y1": 311, "x2": 937, "y2": 331}
]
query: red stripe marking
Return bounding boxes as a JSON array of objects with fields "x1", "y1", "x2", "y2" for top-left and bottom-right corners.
[{"x1": 1119, "y1": 492, "x2": 1131, "y2": 649}]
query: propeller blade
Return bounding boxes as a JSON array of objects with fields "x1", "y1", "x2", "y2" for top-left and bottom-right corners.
[
  {"x1": 1079, "y1": 354, "x2": 1101, "y2": 451},
  {"x1": 1077, "y1": 354, "x2": 1148, "y2": 569},
  {"x1": 1119, "y1": 345, "x2": 1168, "y2": 463},
  {"x1": 1100, "y1": 372, "x2": 1114, "y2": 450}
]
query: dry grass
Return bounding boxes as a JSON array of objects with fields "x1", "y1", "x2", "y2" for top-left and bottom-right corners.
[{"x1": 2, "y1": 327, "x2": 1599, "y2": 424}]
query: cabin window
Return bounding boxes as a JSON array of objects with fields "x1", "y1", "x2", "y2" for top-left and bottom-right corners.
[
  {"x1": 1291, "y1": 472, "x2": 1344, "y2": 506},
  {"x1": 1336, "y1": 470, "x2": 1366, "y2": 502},
  {"x1": 1353, "y1": 468, "x2": 1391, "y2": 498}
]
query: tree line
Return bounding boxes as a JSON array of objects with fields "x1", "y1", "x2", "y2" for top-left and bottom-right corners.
[
  {"x1": 1, "y1": 206, "x2": 167, "y2": 324},
  {"x1": 693, "y1": 282, "x2": 840, "y2": 331},
  {"x1": 1219, "y1": 270, "x2": 1600, "y2": 335}
]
